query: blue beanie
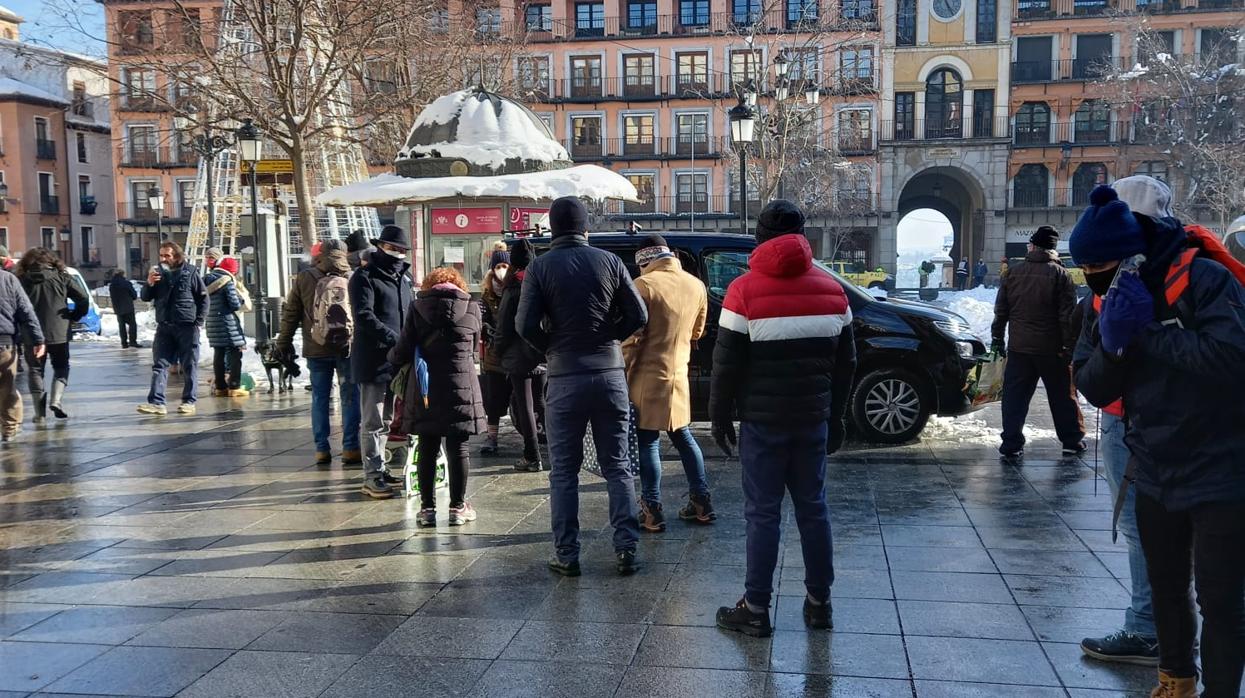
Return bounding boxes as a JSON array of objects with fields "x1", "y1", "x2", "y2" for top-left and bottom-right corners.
[
  {"x1": 549, "y1": 196, "x2": 589, "y2": 237},
  {"x1": 1069, "y1": 186, "x2": 1147, "y2": 266},
  {"x1": 489, "y1": 250, "x2": 510, "y2": 269}
]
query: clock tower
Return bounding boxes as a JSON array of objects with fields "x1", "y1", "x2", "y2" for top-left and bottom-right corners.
[{"x1": 876, "y1": 0, "x2": 1012, "y2": 275}]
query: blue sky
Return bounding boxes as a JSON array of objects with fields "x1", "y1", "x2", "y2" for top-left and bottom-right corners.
[{"x1": 4, "y1": 0, "x2": 105, "y2": 55}]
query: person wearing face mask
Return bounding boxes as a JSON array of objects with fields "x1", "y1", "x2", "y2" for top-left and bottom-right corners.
[
  {"x1": 349, "y1": 225, "x2": 415, "y2": 499},
  {"x1": 990, "y1": 225, "x2": 1084, "y2": 459},
  {"x1": 1071, "y1": 182, "x2": 1245, "y2": 698},
  {"x1": 478, "y1": 250, "x2": 511, "y2": 456},
  {"x1": 204, "y1": 247, "x2": 223, "y2": 270}
]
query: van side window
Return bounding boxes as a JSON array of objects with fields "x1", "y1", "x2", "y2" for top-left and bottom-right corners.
[{"x1": 703, "y1": 250, "x2": 750, "y2": 301}]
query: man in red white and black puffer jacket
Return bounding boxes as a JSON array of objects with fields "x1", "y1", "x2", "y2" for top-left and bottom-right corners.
[{"x1": 710, "y1": 199, "x2": 857, "y2": 638}]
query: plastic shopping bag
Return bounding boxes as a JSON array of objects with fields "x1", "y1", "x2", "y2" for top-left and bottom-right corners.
[{"x1": 968, "y1": 352, "x2": 1008, "y2": 407}]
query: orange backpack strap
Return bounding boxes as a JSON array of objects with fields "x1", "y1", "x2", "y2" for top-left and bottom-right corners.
[{"x1": 1164, "y1": 248, "x2": 1198, "y2": 307}]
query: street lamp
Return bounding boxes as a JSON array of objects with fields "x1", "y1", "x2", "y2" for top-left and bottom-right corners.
[
  {"x1": 148, "y1": 185, "x2": 165, "y2": 242},
  {"x1": 743, "y1": 80, "x2": 758, "y2": 108},
  {"x1": 174, "y1": 115, "x2": 234, "y2": 250},
  {"x1": 729, "y1": 99, "x2": 756, "y2": 236},
  {"x1": 804, "y1": 80, "x2": 821, "y2": 106},
  {"x1": 235, "y1": 117, "x2": 268, "y2": 344}
]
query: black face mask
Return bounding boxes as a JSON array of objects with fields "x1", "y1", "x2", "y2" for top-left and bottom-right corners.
[{"x1": 1085, "y1": 267, "x2": 1116, "y2": 298}]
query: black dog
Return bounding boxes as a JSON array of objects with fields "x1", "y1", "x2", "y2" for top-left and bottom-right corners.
[{"x1": 257, "y1": 342, "x2": 299, "y2": 393}]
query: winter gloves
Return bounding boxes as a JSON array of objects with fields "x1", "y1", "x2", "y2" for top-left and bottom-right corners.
[
  {"x1": 711, "y1": 419, "x2": 737, "y2": 458},
  {"x1": 1099, "y1": 273, "x2": 1154, "y2": 356},
  {"x1": 990, "y1": 339, "x2": 1007, "y2": 358}
]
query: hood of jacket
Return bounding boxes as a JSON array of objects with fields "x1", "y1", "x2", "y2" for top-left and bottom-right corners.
[
  {"x1": 1139, "y1": 215, "x2": 1189, "y2": 291},
  {"x1": 316, "y1": 249, "x2": 350, "y2": 276},
  {"x1": 750, "y1": 233, "x2": 812, "y2": 278},
  {"x1": 415, "y1": 284, "x2": 471, "y2": 329},
  {"x1": 22, "y1": 265, "x2": 55, "y2": 286},
  {"x1": 640, "y1": 256, "x2": 681, "y2": 277},
  {"x1": 1024, "y1": 248, "x2": 1059, "y2": 264}
]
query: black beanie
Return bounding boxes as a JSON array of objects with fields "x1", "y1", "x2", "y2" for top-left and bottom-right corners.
[
  {"x1": 549, "y1": 196, "x2": 589, "y2": 237},
  {"x1": 755, "y1": 199, "x2": 806, "y2": 243},
  {"x1": 345, "y1": 229, "x2": 370, "y2": 253},
  {"x1": 510, "y1": 239, "x2": 534, "y2": 270},
  {"x1": 640, "y1": 233, "x2": 667, "y2": 249},
  {"x1": 1030, "y1": 226, "x2": 1059, "y2": 251}
]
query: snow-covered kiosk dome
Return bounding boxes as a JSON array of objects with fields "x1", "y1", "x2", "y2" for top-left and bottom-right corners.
[{"x1": 396, "y1": 89, "x2": 573, "y2": 178}]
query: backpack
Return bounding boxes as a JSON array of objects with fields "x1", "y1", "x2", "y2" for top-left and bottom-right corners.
[
  {"x1": 1164, "y1": 225, "x2": 1245, "y2": 307},
  {"x1": 234, "y1": 278, "x2": 253, "y2": 312},
  {"x1": 310, "y1": 271, "x2": 352, "y2": 350}
]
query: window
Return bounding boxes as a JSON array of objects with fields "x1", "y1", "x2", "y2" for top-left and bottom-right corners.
[
  {"x1": 575, "y1": 3, "x2": 605, "y2": 36},
  {"x1": 730, "y1": 50, "x2": 761, "y2": 90},
  {"x1": 570, "y1": 116, "x2": 602, "y2": 157},
  {"x1": 731, "y1": 170, "x2": 760, "y2": 210},
  {"x1": 675, "y1": 172, "x2": 709, "y2": 214},
  {"x1": 676, "y1": 112, "x2": 709, "y2": 154},
  {"x1": 1200, "y1": 28, "x2": 1237, "y2": 67},
  {"x1": 118, "y1": 10, "x2": 154, "y2": 51},
  {"x1": 1073, "y1": 0, "x2": 1108, "y2": 15},
  {"x1": 787, "y1": 0, "x2": 818, "y2": 26},
  {"x1": 38, "y1": 173, "x2": 54, "y2": 202},
  {"x1": 476, "y1": 7, "x2": 501, "y2": 35},
  {"x1": 838, "y1": 109, "x2": 872, "y2": 151},
  {"x1": 704, "y1": 250, "x2": 750, "y2": 300},
  {"x1": 1073, "y1": 34, "x2": 1113, "y2": 80},
  {"x1": 1141, "y1": 30, "x2": 1176, "y2": 62},
  {"x1": 34, "y1": 116, "x2": 50, "y2": 143},
  {"x1": 896, "y1": 0, "x2": 915, "y2": 46},
  {"x1": 625, "y1": 173, "x2": 656, "y2": 212},
  {"x1": 1074, "y1": 100, "x2": 1110, "y2": 143},
  {"x1": 430, "y1": 8, "x2": 450, "y2": 32},
  {"x1": 177, "y1": 180, "x2": 196, "y2": 217},
  {"x1": 469, "y1": 58, "x2": 505, "y2": 95},
  {"x1": 570, "y1": 56, "x2": 602, "y2": 98},
  {"x1": 1013, "y1": 164, "x2": 1049, "y2": 207},
  {"x1": 517, "y1": 57, "x2": 551, "y2": 97},
  {"x1": 628, "y1": 1, "x2": 657, "y2": 29},
  {"x1": 676, "y1": 52, "x2": 709, "y2": 92},
  {"x1": 127, "y1": 125, "x2": 159, "y2": 165},
  {"x1": 836, "y1": 166, "x2": 873, "y2": 210},
  {"x1": 1015, "y1": 36, "x2": 1053, "y2": 82},
  {"x1": 124, "y1": 68, "x2": 158, "y2": 107},
  {"x1": 535, "y1": 112, "x2": 555, "y2": 134},
  {"x1": 171, "y1": 74, "x2": 196, "y2": 109},
  {"x1": 76, "y1": 132, "x2": 88, "y2": 163},
  {"x1": 894, "y1": 92, "x2": 915, "y2": 139},
  {"x1": 176, "y1": 8, "x2": 201, "y2": 46},
  {"x1": 679, "y1": 0, "x2": 709, "y2": 26},
  {"x1": 976, "y1": 0, "x2": 996, "y2": 43},
  {"x1": 623, "y1": 54, "x2": 656, "y2": 96},
  {"x1": 78, "y1": 175, "x2": 92, "y2": 203},
  {"x1": 972, "y1": 89, "x2": 995, "y2": 138},
  {"x1": 130, "y1": 180, "x2": 158, "y2": 217},
  {"x1": 0, "y1": 229, "x2": 7, "y2": 249},
  {"x1": 840, "y1": 47, "x2": 873, "y2": 89},
  {"x1": 733, "y1": 0, "x2": 761, "y2": 25},
  {"x1": 1072, "y1": 163, "x2": 1108, "y2": 205},
  {"x1": 71, "y1": 81, "x2": 90, "y2": 117},
  {"x1": 1134, "y1": 161, "x2": 1169, "y2": 182},
  {"x1": 524, "y1": 4, "x2": 553, "y2": 31},
  {"x1": 925, "y1": 68, "x2": 963, "y2": 139},
  {"x1": 841, "y1": 0, "x2": 875, "y2": 21},
  {"x1": 623, "y1": 115, "x2": 655, "y2": 154},
  {"x1": 41, "y1": 228, "x2": 55, "y2": 249},
  {"x1": 80, "y1": 226, "x2": 95, "y2": 265},
  {"x1": 1015, "y1": 102, "x2": 1051, "y2": 145}
]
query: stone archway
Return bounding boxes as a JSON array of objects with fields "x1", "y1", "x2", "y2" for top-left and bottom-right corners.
[{"x1": 897, "y1": 166, "x2": 988, "y2": 266}]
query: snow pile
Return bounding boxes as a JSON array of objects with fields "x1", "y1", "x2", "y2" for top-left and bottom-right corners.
[
  {"x1": 400, "y1": 90, "x2": 569, "y2": 169},
  {"x1": 1118, "y1": 63, "x2": 1150, "y2": 80},
  {"x1": 924, "y1": 414, "x2": 1058, "y2": 444},
  {"x1": 937, "y1": 287, "x2": 998, "y2": 340},
  {"x1": 317, "y1": 166, "x2": 639, "y2": 206}
]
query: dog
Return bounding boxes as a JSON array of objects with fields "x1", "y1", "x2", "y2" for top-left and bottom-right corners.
[{"x1": 257, "y1": 341, "x2": 299, "y2": 393}]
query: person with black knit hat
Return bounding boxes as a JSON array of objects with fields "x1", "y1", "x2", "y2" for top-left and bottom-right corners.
[
  {"x1": 516, "y1": 196, "x2": 648, "y2": 577},
  {"x1": 478, "y1": 248, "x2": 512, "y2": 456},
  {"x1": 494, "y1": 238, "x2": 545, "y2": 471},
  {"x1": 710, "y1": 199, "x2": 856, "y2": 637},
  {"x1": 345, "y1": 229, "x2": 370, "y2": 271},
  {"x1": 990, "y1": 224, "x2": 1084, "y2": 459}
]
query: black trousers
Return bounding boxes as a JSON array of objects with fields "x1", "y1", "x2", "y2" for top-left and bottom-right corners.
[
  {"x1": 508, "y1": 373, "x2": 540, "y2": 461},
  {"x1": 418, "y1": 434, "x2": 469, "y2": 509},
  {"x1": 27, "y1": 342, "x2": 70, "y2": 397},
  {"x1": 1136, "y1": 493, "x2": 1245, "y2": 696},
  {"x1": 117, "y1": 313, "x2": 138, "y2": 347},
  {"x1": 481, "y1": 371, "x2": 510, "y2": 424},
  {"x1": 532, "y1": 370, "x2": 547, "y2": 434},
  {"x1": 213, "y1": 347, "x2": 242, "y2": 390},
  {"x1": 1000, "y1": 351, "x2": 1085, "y2": 452}
]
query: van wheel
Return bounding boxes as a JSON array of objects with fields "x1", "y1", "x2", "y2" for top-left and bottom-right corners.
[{"x1": 850, "y1": 368, "x2": 931, "y2": 444}]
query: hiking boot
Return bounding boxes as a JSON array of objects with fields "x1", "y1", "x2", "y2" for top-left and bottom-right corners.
[
  {"x1": 638, "y1": 500, "x2": 666, "y2": 532},
  {"x1": 416, "y1": 508, "x2": 437, "y2": 527},
  {"x1": 137, "y1": 403, "x2": 167, "y2": 416},
  {"x1": 548, "y1": 557, "x2": 581, "y2": 577},
  {"x1": 678, "y1": 493, "x2": 716, "y2": 524},
  {"x1": 362, "y1": 475, "x2": 396, "y2": 500},
  {"x1": 616, "y1": 549, "x2": 640, "y2": 576},
  {"x1": 1080, "y1": 630, "x2": 1159, "y2": 666},
  {"x1": 448, "y1": 503, "x2": 477, "y2": 526},
  {"x1": 716, "y1": 598, "x2": 773, "y2": 638},
  {"x1": 177, "y1": 402, "x2": 196, "y2": 415},
  {"x1": 513, "y1": 457, "x2": 543, "y2": 472},
  {"x1": 341, "y1": 450, "x2": 363, "y2": 466},
  {"x1": 803, "y1": 597, "x2": 833, "y2": 630},
  {"x1": 314, "y1": 451, "x2": 332, "y2": 465},
  {"x1": 1149, "y1": 670, "x2": 1198, "y2": 698},
  {"x1": 1063, "y1": 440, "x2": 1089, "y2": 456}
]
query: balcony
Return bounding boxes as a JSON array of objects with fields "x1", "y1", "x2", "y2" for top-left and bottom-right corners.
[
  {"x1": 838, "y1": 135, "x2": 876, "y2": 154},
  {"x1": 36, "y1": 139, "x2": 57, "y2": 160},
  {"x1": 526, "y1": 70, "x2": 877, "y2": 104},
  {"x1": 1011, "y1": 57, "x2": 1125, "y2": 83},
  {"x1": 1014, "y1": 0, "x2": 1240, "y2": 17},
  {"x1": 80, "y1": 197, "x2": 98, "y2": 215},
  {"x1": 70, "y1": 100, "x2": 94, "y2": 119},
  {"x1": 562, "y1": 136, "x2": 727, "y2": 161},
  {"x1": 880, "y1": 117, "x2": 1011, "y2": 142},
  {"x1": 120, "y1": 148, "x2": 170, "y2": 168},
  {"x1": 621, "y1": 75, "x2": 660, "y2": 98},
  {"x1": 501, "y1": 10, "x2": 877, "y2": 43},
  {"x1": 39, "y1": 196, "x2": 60, "y2": 215},
  {"x1": 116, "y1": 200, "x2": 193, "y2": 225}
]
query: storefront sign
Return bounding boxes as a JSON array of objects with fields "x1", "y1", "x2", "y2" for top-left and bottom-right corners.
[
  {"x1": 509, "y1": 207, "x2": 549, "y2": 231},
  {"x1": 430, "y1": 207, "x2": 504, "y2": 235}
]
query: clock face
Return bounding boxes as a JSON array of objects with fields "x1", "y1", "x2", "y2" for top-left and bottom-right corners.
[{"x1": 932, "y1": 0, "x2": 961, "y2": 19}]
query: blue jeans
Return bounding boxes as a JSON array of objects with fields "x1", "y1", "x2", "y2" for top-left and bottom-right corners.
[
  {"x1": 637, "y1": 426, "x2": 708, "y2": 503},
  {"x1": 546, "y1": 370, "x2": 639, "y2": 561},
  {"x1": 740, "y1": 420, "x2": 834, "y2": 609},
  {"x1": 308, "y1": 357, "x2": 360, "y2": 454},
  {"x1": 1101, "y1": 412, "x2": 1157, "y2": 638},
  {"x1": 148, "y1": 324, "x2": 199, "y2": 405}
]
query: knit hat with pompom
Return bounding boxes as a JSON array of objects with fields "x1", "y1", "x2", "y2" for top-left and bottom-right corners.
[{"x1": 1069, "y1": 185, "x2": 1146, "y2": 266}]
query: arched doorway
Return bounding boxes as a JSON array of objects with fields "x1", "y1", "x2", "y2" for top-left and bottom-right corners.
[
  {"x1": 896, "y1": 167, "x2": 986, "y2": 277},
  {"x1": 896, "y1": 208, "x2": 952, "y2": 288}
]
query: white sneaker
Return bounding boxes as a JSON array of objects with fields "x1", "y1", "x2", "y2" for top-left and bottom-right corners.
[
  {"x1": 137, "y1": 403, "x2": 167, "y2": 415},
  {"x1": 177, "y1": 402, "x2": 196, "y2": 415}
]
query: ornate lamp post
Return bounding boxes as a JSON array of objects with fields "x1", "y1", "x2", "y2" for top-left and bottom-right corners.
[
  {"x1": 147, "y1": 185, "x2": 165, "y2": 242},
  {"x1": 174, "y1": 116, "x2": 233, "y2": 250},
  {"x1": 235, "y1": 118, "x2": 268, "y2": 343},
  {"x1": 729, "y1": 99, "x2": 756, "y2": 236}
]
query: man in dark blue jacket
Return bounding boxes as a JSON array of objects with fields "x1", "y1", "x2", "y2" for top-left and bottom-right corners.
[
  {"x1": 1071, "y1": 184, "x2": 1245, "y2": 698},
  {"x1": 350, "y1": 225, "x2": 414, "y2": 499},
  {"x1": 109, "y1": 270, "x2": 140, "y2": 349},
  {"x1": 0, "y1": 268, "x2": 44, "y2": 440},
  {"x1": 516, "y1": 196, "x2": 648, "y2": 576},
  {"x1": 138, "y1": 242, "x2": 208, "y2": 416}
]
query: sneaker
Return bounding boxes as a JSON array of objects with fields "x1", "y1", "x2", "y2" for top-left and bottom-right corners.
[
  {"x1": 315, "y1": 451, "x2": 332, "y2": 465},
  {"x1": 616, "y1": 549, "x2": 640, "y2": 576},
  {"x1": 416, "y1": 508, "x2": 437, "y2": 527},
  {"x1": 341, "y1": 450, "x2": 363, "y2": 466},
  {"x1": 381, "y1": 471, "x2": 402, "y2": 486},
  {"x1": 227, "y1": 388, "x2": 250, "y2": 398},
  {"x1": 803, "y1": 597, "x2": 833, "y2": 630},
  {"x1": 999, "y1": 446, "x2": 1023, "y2": 459},
  {"x1": 362, "y1": 475, "x2": 396, "y2": 500},
  {"x1": 448, "y1": 503, "x2": 477, "y2": 525},
  {"x1": 177, "y1": 402, "x2": 196, "y2": 415},
  {"x1": 638, "y1": 500, "x2": 666, "y2": 532},
  {"x1": 513, "y1": 457, "x2": 543, "y2": 472},
  {"x1": 137, "y1": 403, "x2": 167, "y2": 415},
  {"x1": 480, "y1": 441, "x2": 499, "y2": 456},
  {"x1": 678, "y1": 493, "x2": 717, "y2": 524},
  {"x1": 1063, "y1": 441, "x2": 1089, "y2": 456},
  {"x1": 548, "y1": 557, "x2": 581, "y2": 577},
  {"x1": 716, "y1": 598, "x2": 773, "y2": 638},
  {"x1": 1080, "y1": 630, "x2": 1160, "y2": 666},
  {"x1": 32, "y1": 416, "x2": 45, "y2": 426}
]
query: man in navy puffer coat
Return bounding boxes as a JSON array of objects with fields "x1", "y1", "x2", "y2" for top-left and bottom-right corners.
[{"x1": 139, "y1": 242, "x2": 207, "y2": 416}]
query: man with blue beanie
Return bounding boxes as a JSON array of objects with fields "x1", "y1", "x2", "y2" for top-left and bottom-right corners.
[{"x1": 1070, "y1": 183, "x2": 1245, "y2": 698}]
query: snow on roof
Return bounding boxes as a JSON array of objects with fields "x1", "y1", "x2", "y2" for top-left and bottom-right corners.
[
  {"x1": 398, "y1": 90, "x2": 569, "y2": 169},
  {"x1": 0, "y1": 4, "x2": 22, "y2": 23},
  {"x1": 316, "y1": 165, "x2": 639, "y2": 207},
  {"x1": 0, "y1": 76, "x2": 68, "y2": 104}
]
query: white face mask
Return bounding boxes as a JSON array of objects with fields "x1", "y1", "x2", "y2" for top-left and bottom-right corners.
[{"x1": 494, "y1": 267, "x2": 508, "y2": 281}]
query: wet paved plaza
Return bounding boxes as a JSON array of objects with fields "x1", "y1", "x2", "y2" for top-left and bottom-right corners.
[{"x1": 0, "y1": 344, "x2": 1195, "y2": 696}]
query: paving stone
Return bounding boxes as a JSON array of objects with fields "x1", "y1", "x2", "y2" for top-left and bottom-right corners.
[
  {"x1": 906, "y1": 636, "x2": 1061, "y2": 686},
  {"x1": 1043, "y1": 641, "x2": 1156, "y2": 692},
  {"x1": 178, "y1": 650, "x2": 358, "y2": 698},
  {"x1": 771, "y1": 630, "x2": 910, "y2": 678},
  {"x1": 247, "y1": 611, "x2": 405, "y2": 653},
  {"x1": 767, "y1": 674, "x2": 915, "y2": 697},
  {"x1": 772, "y1": 596, "x2": 901, "y2": 635},
  {"x1": 500, "y1": 620, "x2": 646, "y2": 664},
  {"x1": 891, "y1": 571, "x2": 1014, "y2": 604},
  {"x1": 1005, "y1": 574, "x2": 1131, "y2": 609},
  {"x1": 0, "y1": 602, "x2": 69, "y2": 638},
  {"x1": 320, "y1": 656, "x2": 490, "y2": 698},
  {"x1": 10, "y1": 605, "x2": 179, "y2": 645},
  {"x1": 897, "y1": 599, "x2": 1035, "y2": 641},
  {"x1": 634, "y1": 625, "x2": 771, "y2": 671},
  {"x1": 372, "y1": 615, "x2": 523, "y2": 659},
  {"x1": 470, "y1": 659, "x2": 623, "y2": 698},
  {"x1": 914, "y1": 680, "x2": 1068, "y2": 697},
  {"x1": 44, "y1": 645, "x2": 230, "y2": 696},
  {"x1": 125, "y1": 608, "x2": 289, "y2": 649},
  {"x1": 618, "y1": 666, "x2": 768, "y2": 697},
  {"x1": 0, "y1": 641, "x2": 108, "y2": 692},
  {"x1": 416, "y1": 581, "x2": 551, "y2": 620}
]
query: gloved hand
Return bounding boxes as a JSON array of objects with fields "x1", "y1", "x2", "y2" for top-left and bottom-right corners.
[
  {"x1": 711, "y1": 419, "x2": 737, "y2": 458},
  {"x1": 1099, "y1": 273, "x2": 1154, "y2": 355},
  {"x1": 990, "y1": 339, "x2": 1007, "y2": 358},
  {"x1": 827, "y1": 419, "x2": 846, "y2": 455}
]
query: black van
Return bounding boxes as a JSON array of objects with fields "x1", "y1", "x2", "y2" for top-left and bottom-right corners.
[{"x1": 511, "y1": 232, "x2": 988, "y2": 443}]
